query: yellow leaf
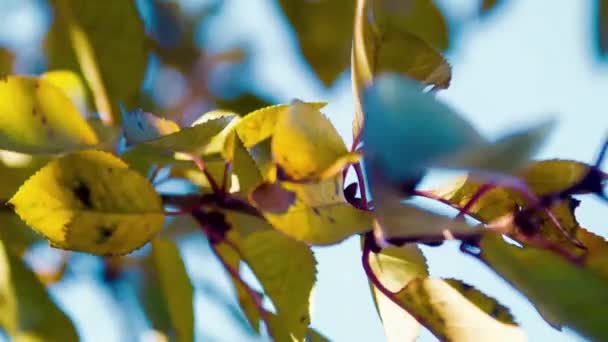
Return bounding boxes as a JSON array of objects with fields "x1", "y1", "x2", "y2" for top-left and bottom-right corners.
[
  {"x1": 41, "y1": 70, "x2": 88, "y2": 115},
  {"x1": 0, "y1": 75, "x2": 98, "y2": 154},
  {"x1": 151, "y1": 238, "x2": 194, "y2": 342},
  {"x1": 257, "y1": 176, "x2": 373, "y2": 245},
  {"x1": 46, "y1": 0, "x2": 149, "y2": 124},
  {"x1": 395, "y1": 277, "x2": 526, "y2": 341},
  {"x1": 10, "y1": 150, "x2": 164, "y2": 255},
  {"x1": 0, "y1": 237, "x2": 78, "y2": 341},
  {"x1": 272, "y1": 100, "x2": 349, "y2": 181},
  {"x1": 235, "y1": 102, "x2": 326, "y2": 148}
]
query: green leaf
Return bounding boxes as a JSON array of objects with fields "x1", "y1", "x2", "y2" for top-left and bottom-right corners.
[
  {"x1": 235, "y1": 102, "x2": 326, "y2": 149},
  {"x1": 46, "y1": 0, "x2": 149, "y2": 123},
  {"x1": 10, "y1": 150, "x2": 164, "y2": 255},
  {"x1": 0, "y1": 212, "x2": 41, "y2": 256},
  {"x1": 367, "y1": 241, "x2": 428, "y2": 341},
  {"x1": 278, "y1": 0, "x2": 355, "y2": 86},
  {"x1": 240, "y1": 229, "x2": 316, "y2": 340},
  {"x1": 121, "y1": 107, "x2": 180, "y2": 146},
  {"x1": 479, "y1": 232, "x2": 608, "y2": 341},
  {"x1": 517, "y1": 159, "x2": 592, "y2": 196},
  {"x1": 272, "y1": 100, "x2": 349, "y2": 181},
  {"x1": 216, "y1": 93, "x2": 273, "y2": 116},
  {"x1": 443, "y1": 279, "x2": 517, "y2": 325},
  {"x1": 0, "y1": 236, "x2": 78, "y2": 341},
  {"x1": 0, "y1": 75, "x2": 99, "y2": 154},
  {"x1": 395, "y1": 277, "x2": 525, "y2": 341},
  {"x1": 254, "y1": 176, "x2": 373, "y2": 245},
  {"x1": 151, "y1": 238, "x2": 194, "y2": 342},
  {"x1": 230, "y1": 134, "x2": 264, "y2": 194}
]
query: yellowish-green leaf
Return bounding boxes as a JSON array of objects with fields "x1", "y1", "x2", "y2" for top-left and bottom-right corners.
[
  {"x1": 278, "y1": 0, "x2": 355, "y2": 86},
  {"x1": 0, "y1": 237, "x2": 78, "y2": 341},
  {"x1": 231, "y1": 134, "x2": 263, "y2": 194},
  {"x1": 151, "y1": 238, "x2": 194, "y2": 342},
  {"x1": 395, "y1": 277, "x2": 525, "y2": 341},
  {"x1": 479, "y1": 232, "x2": 608, "y2": 341},
  {"x1": 518, "y1": 159, "x2": 591, "y2": 195},
  {"x1": 443, "y1": 279, "x2": 517, "y2": 325},
  {"x1": 241, "y1": 229, "x2": 316, "y2": 340},
  {"x1": 256, "y1": 176, "x2": 373, "y2": 245},
  {"x1": 0, "y1": 212, "x2": 41, "y2": 256},
  {"x1": 0, "y1": 75, "x2": 98, "y2": 154},
  {"x1": 10, "y1": 151, "x2": 164, "y2": 255},
  {"x1": 235, "y1": 103, "x2": 326, "y2": 149},
  {"x1": 367, "y1": 241, "x2": 428, "y2": 341},
  {"x1": 46, "y1": 0, "x2": 149, "y2": 123},
  {"x1": 272, "y1": 100, "x2": 348, "y2": 181},
  {"x1": 191, "y1": 110, "x2": 240, "y2": 158},
  {"x1": 41, "y1": 70, "x2": 88, "y2": 116},
  {"x1": 121, "y1": 107, "x2": 180, "y2": 145}
]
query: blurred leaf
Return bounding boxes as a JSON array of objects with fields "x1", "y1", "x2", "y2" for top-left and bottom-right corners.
[
  {"x1": 41, "y1": 70, "x2": 88, "y2": 116},
  {"x1": 0, "y1": 75, "x2": 99, "y2": 154},
  {"x1": 517, "y1": 159, "x2": 592, "y2": 195},
  {"x1": 250, "y1": 182, "x2": 295, "y2": 214},
  {"x1": 255, "y1": 176, "x2": 372, "y2": 245},
  {"x1": 0, "y1": 48, "x2": 15, "y2": 77},
  {"x1": 479, "y1": 232, "x2": 608, "y2": 340},
  {"x1": 0, "y1": 156, "x2": 48, "y2": 199},
  {"x1": 480, "y1": 0, "x2": 504, "y2": 15},
  {"x1": 366, "y1": 241, "x2": 427, "y2": 341},
  {"x1": 0, "y1": 212, "x2": 41, "y2": 256},
  {"x1": 373, "y1": 182, "x2": 478, "y2": 242},
  {"x1": 216, "y1": 93, "x2": 273, "y2": 115},
  {"x1": 395, "y1": 277, "x2": 525, "y2": 341},
  {"x1": 10, "y1": 151, "x2": 164, "y2": 255},
  {"x1": 241, "y1": 229, "x2": 316, "y2": 340},
  {"x1": 363, "y1": 73, "x2": 483, "y2": 183},
  {"x1": 596, "y1": 0, "x2": 608, "y2": 56},
  {"x1": 151, "y1": 238, "x2": 194, "y2": 342},
  {"x1": 0, "y1": 237, "x2": 78, "y2": 341},
  {"x1": 443, "y1": 279, "x2": 516, "y2": 324},
  {"x1": 272, "y1": 100, "x2": 348, "y2": 181},
  {"x1": 235, "y1": 103, "x2": 326, "y2": 148},
  {"x1": 46, "y1": 0, "x2": 149, "y2": 123},
  {"x1": 278, "y1": 0, "x2": 355, "y2": 86},
  {"x1": 121, "y1": 107, "x2": 180, "y2": 145}
]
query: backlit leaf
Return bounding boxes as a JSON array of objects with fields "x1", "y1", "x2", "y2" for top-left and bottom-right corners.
[
  {"x1": 367, "y1": 241, "x2": 427, "y2": 341},
  {"x1": 479, "y1": 232, "x2": 608, "y2": 340},
  {"x1": 272, "y1": 100, "x2": 349, "y2": 181},
  {"x1": 255, "y1": 176, "x2": 373, "y2": 245},
  {"x1": 241, "y1": 229, "x2": 316, "y2": 340},
  {"x1": 10, "y1": 150, "x2": 164, "y2": 255},
  {"x1": 0, "y1": 75, "x2": 98, "y2": 154},
  {"x1": 395, "y1": 277, "x2": 525, "y2": 341},
  {"x1": 41, "y1": 70, "x2": 88, "y2": 116},
  {"x1": 0, "y1": 236, "x2": 78, "y2": 341},
  {"x1": 121, "y1": 107, "x2": 180, "y2": 145},
  {"x1": 151, "y1": 238, "x2": 194, "y2": 342}
]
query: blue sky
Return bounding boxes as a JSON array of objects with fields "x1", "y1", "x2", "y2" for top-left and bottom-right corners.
[{"x1": 0, "y1": 0, "x2": 606, "y2": 341}]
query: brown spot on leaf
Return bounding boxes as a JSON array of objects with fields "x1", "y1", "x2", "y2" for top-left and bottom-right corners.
[
  {"x1": 96, "y1": 225, "x2": 115, "y2": 244},
  {"x1": 73, "y1": 181, "x2": 93, "y2": 208},
  {"x1": 312, "y1": 208, "x2": 320, "y2": 216},
  {"x1": 250, "y1": 182, "x2": 295, "y2": 214}
]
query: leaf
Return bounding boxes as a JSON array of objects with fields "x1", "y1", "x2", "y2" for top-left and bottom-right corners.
[
  {"x1": 235, "y1": 103, "x2": 326, "y2": 148},
  {"x1": 278, "y1": 0, "x2": 355, "y2": 86},
  {"x1": 216, "y1": 92, "x2": 273, "y2": 115},
  {"x1": 479, "y1": 232, "x2": 608, "y2": 341},
  {"x1": 41, "y1": 70, "x2": 88, "y2": 116},
  {"x1": 0, "y1": 212, "x2": 41, "y2": 256},
  {"x1": 0, "y1": 75, "x2": 99, "y2": 154},
  {"x1": 230, "y1": 134, "x2": 264, "y2": 194},
  {"x1": 121, "y1": 107, "x2": 180, "y2": 145},
  {"x1": 480, "y1": 0, "x2": 504, "y2": 15},
  {"x1": 135, "y1": 116, "x2": 233, "y2": 154},
  {"x1": 0, "y1": 236, "x2": 78, "y2": 341},
  {"x1": 255, "y1": 176, "x2": 373, "y2": 245},
  {"x1": 241, "y1": 229, "x2": 316, "y2": 340},
  {"x1": 10, "y1": 150, "x2": 164, "y2": 255},
  {"x1": 372, "y1": 179, "x2": 478, "y2": 243},
  {"x1": 0, "y1": 47, "x2": 15, "y2": 77},
  {"x1": 596, "y1": 0, "x2": 608, "y2": 57},
  {"x1": 250, "y1": 182, "x2": 296, "y2": 213},
  {"x1": 443, "y1": 279, "x2": 517, "y2": 325},
  {"x1": 151, "y1": 238, "x2": 194, "y2": 342},
  {"x1": 272, "y1": 100, "x2": 349, "y2": 181},
  {"x1": 46, "y1": 0, "x2": 149, "y2": 123},
  {"x1": 363, "y1": 73, "x2": 553, "y2": 183},
  {"x1": 367, "y1": 241, "x2": 428, "y2": 341},
  {"x1": 395, "y1": 277, "x2": 525, "y2": 341},
  {"x1": 517, "y1": 159, "x2": 592, "y2": 196},
  {"x1": 363, "y1": 73, "x2": 483, "y2": 183}
]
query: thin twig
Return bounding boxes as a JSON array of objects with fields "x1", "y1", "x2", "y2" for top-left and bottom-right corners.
[
  {"x1": 190, "y1": 154, "x2": 221, "y2": 194},
  {"x1": 353, "y1": 163, "x2": 369, "y2": 208}
]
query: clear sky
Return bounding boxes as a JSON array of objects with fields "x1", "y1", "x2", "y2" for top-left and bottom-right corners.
[{"x1": 0, "y1": 0, "x2": 606, "y2": 341}]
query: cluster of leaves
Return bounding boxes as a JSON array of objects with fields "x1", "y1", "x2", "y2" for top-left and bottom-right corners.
[{"x1": 0, "y1": 0, "x2": 607, "y2": 341}]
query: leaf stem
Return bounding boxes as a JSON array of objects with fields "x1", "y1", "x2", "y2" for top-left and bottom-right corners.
[
  {"x1": 190, "y1": 154, "x2": 222, "y2": 194},
  {"x1": 353, "y1": 162, "x2": 369, "y2": 209}
]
